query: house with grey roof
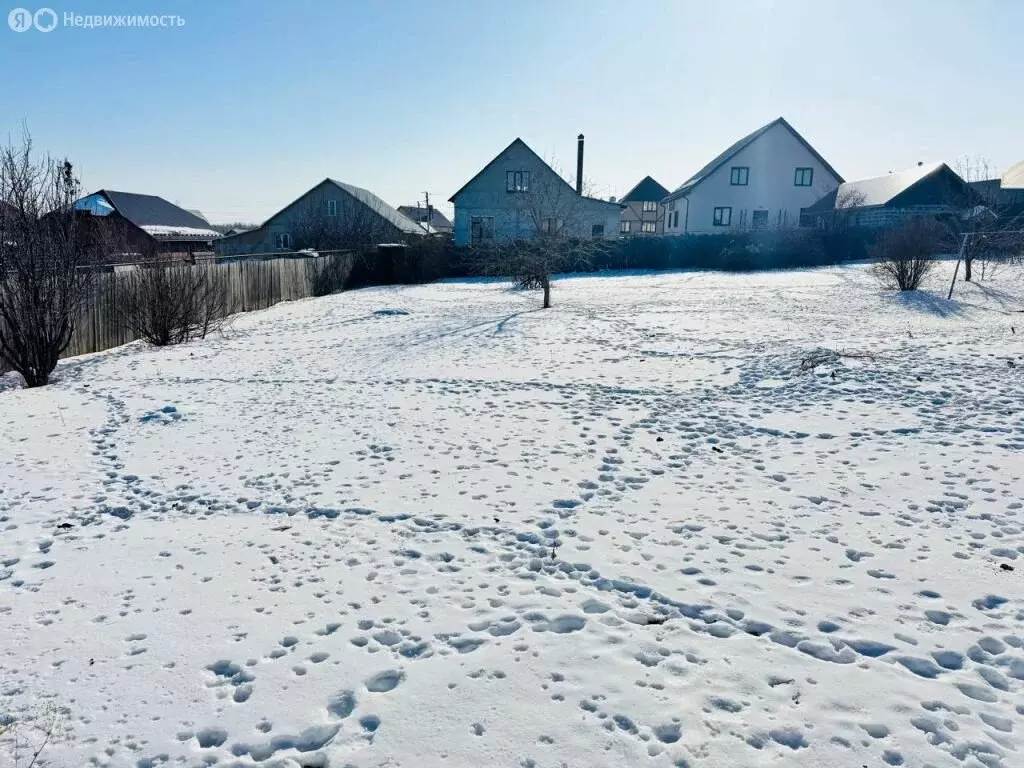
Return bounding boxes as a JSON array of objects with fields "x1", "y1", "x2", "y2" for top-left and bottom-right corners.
[
  {"x1": 663, "y1": 117, "x2": 843, "y2": 235},
  {"x1": 216, "y1": 179, "x2": 424, "y2": 256},
  {"x1": 397, "y1": 205, "x2": 453, "y2": 235},
  {"x1": 449, "y1": 135, "x2": 622, "y2": 246},
  {"x1": 801, "y1": 162, "x2": 977, "y2": 229},
  {"x1": 619, "y1": 176, "x2": 669, "y2": 235},
  {"x1": 73, "y1": 190, "x2": 221, "y2": 259},
  {"x1": 967, "y1": 162, "x2": 1024, "y2": 221}
]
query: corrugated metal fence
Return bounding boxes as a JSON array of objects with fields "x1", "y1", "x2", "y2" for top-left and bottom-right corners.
[{"x1": 2, "y1": 250, "x2": 354, "y2": 373}]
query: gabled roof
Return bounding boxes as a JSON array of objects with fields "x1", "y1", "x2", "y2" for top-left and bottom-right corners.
[
  {"x1": 326, "y1": 180, "x2": 425, "y2": 235},
  {"x1": 397, "y1": 205, "x2": 453, "y2": 229},
  {"x1": 803, "y1": 162, "x2": 975, "y2": 213},
  {"x1": 664, "y1": 117, "x2": 844, "y2": 201},
  {"x1": 621, "y1": 176, "x2": 670, "y2": 203},
  {"x1": 449, "y1": 137, "x2": 621, "y2": 209},
  {"x1": 251, "y1": 179, "x2": 425, "y2": 237},
  {"x1": 1003, "y1": 161, "x2": 1024, "y2": 190},
  {"x1": 93, "y1": 190, "x2": 220, "y2": 240}
]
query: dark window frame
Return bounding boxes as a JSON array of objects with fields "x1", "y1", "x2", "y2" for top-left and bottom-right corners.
[
  {"x1": 619, "y1": 220, "x2": 631, "y2": 234},
  {"x1": 641, "y1": 221, "x2": 657, "y2": 234},
  {"x1": 641, "y1": 200, "x2": 658, "y2": 213},
  {"x1": 470, "y1": 215, "x2": 495, "y2": 243},
  {"x1": 730, "y1": 166, "x2": 749, "y2": 186},
  {"x1": 591, "y1": 223, "x2": 605, "y2": 237},
  {"x1": 506, "y1": 170, "x2": 530, "y2": 193},
  {"x1": 751, "y1": 209, "x2": 769, "y2": 229},
  {"x1": 712, "y1": 206, "x2": 732, "y2": 227},
  {"x1": 794, "y1": 167, "x2": 814, "y2": 187}
]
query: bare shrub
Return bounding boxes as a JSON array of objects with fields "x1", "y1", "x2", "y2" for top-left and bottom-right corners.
[
  {"x1": 311, "y1": 251, "x2": 354, "y2": 297},
  {"x1": 0, "y1": 700, "x2": 68, "y2": 767},
  {"x1": 870, "y1": 219, "x2": 944, "y2": 291},
  {"x1": 0, "y1": 131, "x2": 94, "y2": 387},
  {"x1": 118, "y1": 263, "x2": 227, "y2": 346}
]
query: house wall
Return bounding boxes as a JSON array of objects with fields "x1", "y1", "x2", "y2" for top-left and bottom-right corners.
[
  {"x1": 452, "y1": 141, "x2": 620, "y2": 245},
  {"x1": 217, "y1": 182, "x2": 407, "y2": 255},
  {"x1": 664, "y1": 122, "x2": 841, "y2": 235},
  {"x1": 620, "y1": 200, "x2": 664, "y2": 235}
]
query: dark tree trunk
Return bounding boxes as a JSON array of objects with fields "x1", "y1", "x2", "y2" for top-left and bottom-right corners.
[
  {"x1": 542, "y1": 276, "x2": 551, "y2": 308},
  {"x1": 964, "y1": 255, "x2": 973, "y2": 282}
]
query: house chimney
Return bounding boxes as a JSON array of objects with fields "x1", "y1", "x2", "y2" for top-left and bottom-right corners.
[{"x1": 576, "y1": 133, "x2": 585, "y2": 195}]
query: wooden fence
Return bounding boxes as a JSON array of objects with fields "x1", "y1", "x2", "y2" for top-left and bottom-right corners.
[{"x1": 1, "y1": 250, "x2": 354, "y2": 373}]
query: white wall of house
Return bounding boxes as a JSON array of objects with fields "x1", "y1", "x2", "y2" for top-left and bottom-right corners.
[
  {"x1": 664, "y1": 122, "x2": 841, "y2": 235},
  {"x1": 452, "y1": 140, "x2": 620, "y2": 245}
]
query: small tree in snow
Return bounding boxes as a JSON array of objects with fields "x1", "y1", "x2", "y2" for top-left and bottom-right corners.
[
  {"x1": 469, "y1": 163, "x2": 609, "y2": 308},
  {"x1": 870, "y1": 219, "x2": 943, "y2": 291}
]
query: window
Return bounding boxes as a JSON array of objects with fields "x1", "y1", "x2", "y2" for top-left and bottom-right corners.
[
  {"x1": 642, "y1": 200, "x2": 658, "y2": 213},
  {"x1": 641, "y1": 221, "x2": 657, "y2": 234},
  {"x1": 752, "y1": 209, "x2": 769, "y2": 229},
  {"x1": 591, "y1": 224, "x2": 605, "y2": 237},
  {"x1": 470, "y1": 216, "x2": 494, "y2": 244},
  {"x1": 730, "y1": 166, "x2": 749, "y2": 186},
  {"x1": 620, "y1": 220, "x2": 631, "y2": 234},
  {"x1": 540, "y1": 217, "x2": 562, "y2": 235},
  {"x1": 327, "y1": 199, "x2": 338, "y2": 217},
  {"x1": 275, "y1": 232, "x2": 291, "y2": 249},
  {"x1": 712, "y1": 207, "x2": 732, "y2": 226},
  {"x1": 794, "y1": 167, "x2": 814, "y2": 186},
  {"x1": 672, "y1": 210, "x2": 679, "y2": 228},
  {"x1": 668, "y1": 200, "x2": 676, "y2": 211},
  {"x1": 506, "y1": 170, "x2": 530, "y2": 193}
]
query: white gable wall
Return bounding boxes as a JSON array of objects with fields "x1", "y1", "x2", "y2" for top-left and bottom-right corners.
[{"x1": 665, "y1": 122, "x2": 841, "y2": 235}]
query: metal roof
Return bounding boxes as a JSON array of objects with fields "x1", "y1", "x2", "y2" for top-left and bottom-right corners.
[
  {"x1": 620, "y1": 176, "x2": 670, "y2": 203},
  {"x1": 1003, "y1": 161, "x2": 1024, "y2": 190},
  {"x1": 97, "y1": 190, "x2": 220, "y2": 240},
  {"x1": 325, "y1": 180, "x2": 425, "y2": 235}
]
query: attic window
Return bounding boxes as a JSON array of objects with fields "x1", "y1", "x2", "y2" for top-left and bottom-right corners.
[
  {"x1": 327, "y1": 199, "x2": 338, "y2": 217},
  {"x1": 275, "y1": 233, "x2": 291, "y2": 249},
  {"x1": 506, "y1": 171, "x2": 530, "y2": 193},
  {"x1": 794, "y1": 168, "x2": 814, "y2": 187},
  {"x1": 730, "y1": 166, "x2": 749, "y2": 186},
  {"x1": 641, "y1": 200, "x2": 658, "y2": 213}
]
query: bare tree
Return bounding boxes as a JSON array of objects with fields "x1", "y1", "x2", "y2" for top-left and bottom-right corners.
[
  {"x1": 116, "y1": 262, "x2": 227, "y2": 346},
  {"x1": 831, "y1": 187, "x2": 868, "y2": 232},
  {"x1": 469, "y1": 163, "x2": 611, "y2": 308},
  {"x1": 291, "y1": 195, "x2": 399, "y2": 251},
  {"x1": 0, "y1": 131, "x2": 94, "y2": 387},
  {"x1": 950, "y1": 156, "x2": 1024, "y2": 284},
  {"x1": 871, "y1": 218, "x2": 944, "y2": 291}
]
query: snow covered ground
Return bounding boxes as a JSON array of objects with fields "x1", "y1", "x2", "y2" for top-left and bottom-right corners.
[{"x1": 1, "y1": 262, "x2": 1022, "y2": 768}]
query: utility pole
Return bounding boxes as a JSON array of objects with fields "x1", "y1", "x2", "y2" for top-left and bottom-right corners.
[{"x1": 423, "y1": 191, "x2": 433, "y2": 232}]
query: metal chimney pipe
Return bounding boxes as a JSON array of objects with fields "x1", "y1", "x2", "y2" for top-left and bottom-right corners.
[{"x1": 576, "y1": 134, "x2": 584, "y2": 195}]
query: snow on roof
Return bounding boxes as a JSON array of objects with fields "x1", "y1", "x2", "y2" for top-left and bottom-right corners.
[
  {"x1": 1002, "y1": 161, "x2": 1024, "y2": 190},
  {"x1": 834, "y1": 162, "x2": 945, "y2": 207},
  {"x1": 139, "y1": 224, "x2": 221, "y2": 240}
]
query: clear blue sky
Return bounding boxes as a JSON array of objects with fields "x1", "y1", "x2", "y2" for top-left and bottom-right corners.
[{"x1": 1, "y1": 0, "x2": 1019, "y2": 223}]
